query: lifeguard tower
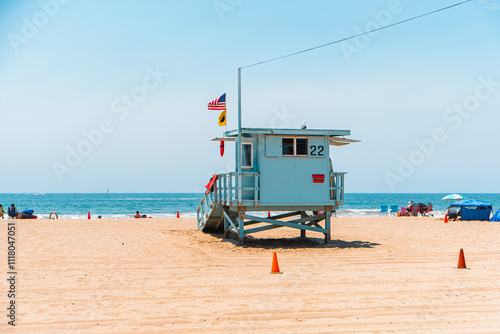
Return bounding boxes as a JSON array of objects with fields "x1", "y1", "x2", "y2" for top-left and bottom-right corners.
[{"x1": 196, "y1": 126, "x2": 358, "y2": 244}]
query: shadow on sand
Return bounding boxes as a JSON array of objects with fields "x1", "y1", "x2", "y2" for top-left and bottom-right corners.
[{"x1": 210, "y1": 232, "x2": 380, "y2": 249}]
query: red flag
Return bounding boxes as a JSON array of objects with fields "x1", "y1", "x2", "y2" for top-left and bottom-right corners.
[{"x1": 220, "y1": 140, "x2": 225, "y2": 157}]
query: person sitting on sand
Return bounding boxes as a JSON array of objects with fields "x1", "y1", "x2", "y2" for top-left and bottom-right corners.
[
  {"x1": 8, "y1": 204, "x2": 18, "y2": 219},
  {"x1": 405, "y1": 201, "x2": 414, "y2": 216},
  {"x1": 134, "y1": 211, "x2": 141, "y2": 218}
]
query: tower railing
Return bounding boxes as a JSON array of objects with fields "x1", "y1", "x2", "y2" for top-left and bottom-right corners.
[
  {"x1": 213, "y1": 171, "x2": 346, "y2": 206},
  {"x1": 330, "y1": 172, "x2": 346, "y2": 205},
  {"x1": 215, "y1": 172, "x2": 260, "y2": 206}
]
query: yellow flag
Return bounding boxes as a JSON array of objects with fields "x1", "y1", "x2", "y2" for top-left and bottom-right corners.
[{"x1": 218, "y1": 110, "x2": 226, "y2": 126}]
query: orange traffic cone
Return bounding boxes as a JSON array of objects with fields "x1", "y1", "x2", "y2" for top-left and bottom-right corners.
[
  {"x1": 88, "y1": 212, "x2": 91, "y2": 219},
  {"x1": 457, "y1": 248, "x2": 467, "y2": 269},
  {"x1": 444, "y1": 214, "x2": 448, "y2": 223},
  {"x1": 271, "y1": 252, "x2": 282, "y2": 274},
  {"x1": 177, "y1": 211, "x2": 180, "y2": 218}
]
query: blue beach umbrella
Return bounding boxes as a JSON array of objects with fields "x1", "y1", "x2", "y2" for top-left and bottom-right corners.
[{"x1": 442, "y1": 193, "x2": 465, "y2": 201}]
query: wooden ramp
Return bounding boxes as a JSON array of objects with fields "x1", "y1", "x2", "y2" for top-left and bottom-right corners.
[{"x1": 197, "y1": 191, "x2": 237, "y2": 232}]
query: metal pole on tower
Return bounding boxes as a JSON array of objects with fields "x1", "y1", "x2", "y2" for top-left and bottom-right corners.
[{"x1": 237, "y1": 67, "x2": 242, "y2": 204}]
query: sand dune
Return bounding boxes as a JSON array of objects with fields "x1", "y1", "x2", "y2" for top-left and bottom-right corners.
[{"x1": 2, "y1": 217, "x2": 500, "y2": 333}]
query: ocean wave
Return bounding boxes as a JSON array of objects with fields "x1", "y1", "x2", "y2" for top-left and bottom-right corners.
[
  {"x1": 335, "y1": 209, "x2": 446, "y2": 217},
  {"x1": 336, "y1": 209, "x2": 380, "y2": 216},
  {"x1": 16, "y1": 209, "x2": 474, "y2": 221},
  {"x1": 95, "y1": 198, "x2": 201, "y2": 202},
  {"x1": 32, "y1": 209, "x2": 448, "y2": 219},
  {"x1": 36, "y1": 212, "x2": 198, "y2": 219}
]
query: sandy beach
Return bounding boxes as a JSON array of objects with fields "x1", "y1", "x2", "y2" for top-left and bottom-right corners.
[{"x1": 2, "y1": 216, "x2": 500, "y2": 333}]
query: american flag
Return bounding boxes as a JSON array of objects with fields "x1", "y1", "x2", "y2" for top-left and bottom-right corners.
[{"x1": 208, "y1": 93, "x2": 226, "y2": 111}]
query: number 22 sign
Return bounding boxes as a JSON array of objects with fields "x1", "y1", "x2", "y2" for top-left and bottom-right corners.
[{"x1": 310, "y1": 145, "x2": 324, "y2": 157}]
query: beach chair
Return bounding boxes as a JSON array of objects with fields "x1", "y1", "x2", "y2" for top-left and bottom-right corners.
[
  {"x1": 380, "y1": 205, "x2": 388, "y2": 216},
  {"x1": 422, "y1": 203, "x2": 433, "y2": 217},
  {"x1": 400, "y1": 206, "x2": 407, "y2": 216},
  {"x1": 389, "y1": 205, "x2": 398, "y2": 216},
  {"x1": 411, "y1": 203, "x2": 420, "y2": 216},
  {"x1": 427, "y1": 203, "x2": 433, "y2": 216}
]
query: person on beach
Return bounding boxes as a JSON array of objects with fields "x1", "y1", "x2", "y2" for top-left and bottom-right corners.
[
  {"x1": 134, "y1": 211, "x2": 141, "y2": 218},
  {"x1": 0, "y1": 204, "x2": 5, "y2": 219},
  {"x1": 403, "y1": 201, "x2": 414, "y2": 216},
  {"x1": 7, "y1": 204, "x2": 18, "y2": 219},
  {"x1": 446, "y1": 207, "x2": 459, "y2": 221}
]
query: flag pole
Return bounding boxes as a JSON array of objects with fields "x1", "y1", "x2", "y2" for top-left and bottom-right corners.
[{"x1": 237, "y1": 67, "x2": 242, "y2": 204}]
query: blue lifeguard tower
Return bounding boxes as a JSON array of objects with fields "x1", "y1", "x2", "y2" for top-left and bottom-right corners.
[
  {"x1": 196, "y1": 126, "x2": 358, "y2": 244},
  {"x1": 197, "y1": 69, "x2": 358, "y2": 244}
]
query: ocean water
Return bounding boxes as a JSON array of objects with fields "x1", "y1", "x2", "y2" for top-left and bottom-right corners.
[
  {"x1": 0, "y1": 193, "x2": 201, "y2": 219},
  {"x1": 0, "y1": 193, "x2": 498, "y2": 219}
]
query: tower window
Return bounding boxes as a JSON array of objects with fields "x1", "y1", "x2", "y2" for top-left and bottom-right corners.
[
  {"x1": 242, "y1": 143, "x2": 253, "y2": 168},
  {"x1": 282, "y1": 137, "x2": 308, "y2": 156}
]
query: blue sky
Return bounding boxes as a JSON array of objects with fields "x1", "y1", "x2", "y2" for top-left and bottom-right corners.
[{"x1": 0, "y1": 0, "x2": 499, "y2": 193}]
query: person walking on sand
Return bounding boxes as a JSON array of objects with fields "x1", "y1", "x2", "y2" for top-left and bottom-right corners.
[
  {"x1": 7, "y1": 204, "x2": 18, "y2": 219},
  {"x1": 0, "y1": 204, "x2": 5, "y2": 219}
]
